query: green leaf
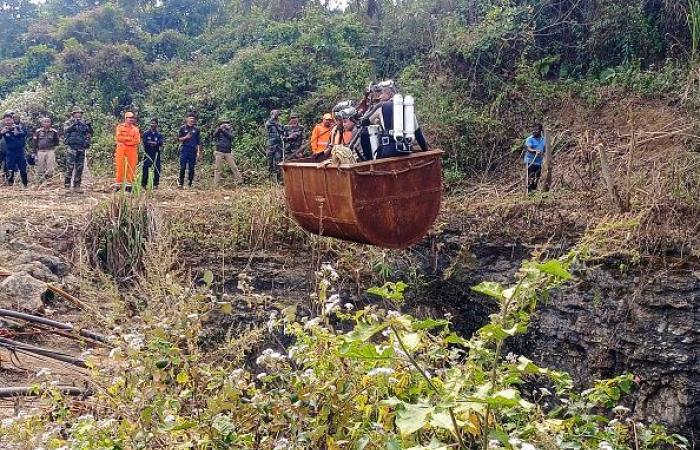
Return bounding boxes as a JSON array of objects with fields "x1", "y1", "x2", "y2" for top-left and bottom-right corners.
[
  {"x1": 396, "y1": 402, "x2": 432, "y2": 435},
  {"x1": 488, "y1": 429, "x2": 510, "y2": 446},
  {"x1": 471, "y1": 281, "x2": 505, "y2": 300},
  {"x1": 483, "y1": 388, "x2": 521, "y2": 408},
  {"x1": 356, "y1": 436, "x2": 370, "y2": 450},
  {"x1": 344, "y1": 322, "x2": 386, "y2": 343},
  {"x1": 212, "y1": 414, "x2": 235, "y2": 437},
  {"x1": 429, "y1": 410, "x2": 457, "y2": 432},
  {"x1": 339, "y1": 341, "x2": 394, "y2": 360},
  {"x1": 412, "y1": 318, "x2": 449, "y2": 330},
  {"x1": 167, "y1": 420, "x2": 197, "y2": 431},
  {"x1": 535, "y1": 260, "x2": 572, "y2": 280},
  {"x1": 479, "y1": 324, "x2": 518, "y2": 341},
  {"x1": 444, "y1": 332, "x2": 469, "y2": 346},
  {"x1": 386, "y1": 438, "x2": 401, "y2": 450},
  {"x1": 203, "y1": 270, "x2": 214, "y2": 286}
]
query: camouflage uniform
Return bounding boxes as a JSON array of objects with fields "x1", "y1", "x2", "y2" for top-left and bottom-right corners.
[
  {"x1": 265, "y1": 117, "x2": 284, "y2": 177},
  {"x1": 63, "y1": 117, "x2": 93, "y2": 188},
  {"x1": 283, "y1": 124, "x2": 305, "y2": 159}
]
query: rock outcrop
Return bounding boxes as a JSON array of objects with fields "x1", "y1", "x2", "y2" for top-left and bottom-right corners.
[{"x1": 529, "y1": 264, "x2": 700, "y2": 438}]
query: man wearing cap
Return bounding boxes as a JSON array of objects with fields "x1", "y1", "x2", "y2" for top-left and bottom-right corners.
[
  {"x1": 310, "y1": 113, "x2": 333, "y2": 154},
  {"x1": 114, "y1": 111, "x2": 141, "y2": 189},
  {"x1": 284, "y1": 113, "x2": 305, "y2": 160},
  {"x1": 177, "y1": 112, "x2": 202, "y2": 188},
  {"x1": 1, "y1": 111, "x2": 28, "y2": 187},
  {"x1": 212, "y1": 118, "x2": 242, "y2": 186},
  {"x1": 32, "y1": 117, "x2": 60, "y2": 183},
  {"x1": 141, "y1": 118, "x2": 164, "y2": 189},
  {"x1": 63, "y1": 106, "x2": 93, "y2": 190},
  {"x1": 265, "y1": 110, "x2": 284, "y2": 179}
]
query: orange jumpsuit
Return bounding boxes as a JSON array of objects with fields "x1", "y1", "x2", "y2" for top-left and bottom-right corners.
[
  {"x1": 310, "y1": 123, "x2": 332, "y2": 154},
  {"x1": 115, "y1": 122, "x2": 141, "y2": 184}
]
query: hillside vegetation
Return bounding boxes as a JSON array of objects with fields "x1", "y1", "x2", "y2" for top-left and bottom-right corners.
[
  {"x1": 1, "y1": 1, "x2": 699, "y2": 449},
  {"x1": 2, "y1": 0, "x2": 699, "y2": 174}
]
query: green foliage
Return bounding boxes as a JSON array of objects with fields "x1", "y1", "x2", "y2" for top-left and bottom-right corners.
[{"x1": 0, "y1": 257, "x2": 689, "y2": 449}]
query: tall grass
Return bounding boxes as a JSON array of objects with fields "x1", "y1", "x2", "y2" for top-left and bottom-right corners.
[
  {"x1": 689, "y1": 0, "x2": 700, "y2": 61},
  {"x1": 84, "y1": 193, "x2": 161, "y2": 283}
]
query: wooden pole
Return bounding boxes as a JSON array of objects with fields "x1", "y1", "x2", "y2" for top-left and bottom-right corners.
[
  {"x1": 542, "y1": 128, "x2": 554, "y2": 192},
  {"x1": 597, "y1": 143, "x2": 629, "y2": 213}
]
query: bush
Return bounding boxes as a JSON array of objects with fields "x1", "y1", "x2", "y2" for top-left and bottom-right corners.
[{"x1": 0, "y1": 257, "x2": 690, "y2": 449}]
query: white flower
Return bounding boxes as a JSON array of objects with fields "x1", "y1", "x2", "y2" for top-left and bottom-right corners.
[
  {"x1": 344, "y1": 303, "x2": 354, "y2": 310},
  {"x1": 323, "y1": 298, "x2": 340, "y2": 315},
  {"x1": 273, "y1": 438, "x2": 290, "y2": 450},
  {"x1": 506, "y1": 352, "x2": 518, "y2": 364},
  {"x1": 387, "y1": 310, "x2": 401, "y2": 319},
  {"x1": 521, "y1": 443, "x2": 537, "y2": 450},
  {"x1": 304, "y1": 317, "x2": 322, "y2": 329},
  {"x1": 598, "y1": 441, "x2": 613, "y2": 450},
  {"x1": 612, "y1": 405, "x2": 630, "y2": 415},
  {"x1": 163, "y1": 414, "x2": 176, "y2": 424},
  {"x1": 256, "y1": 372, "x2": 267, "y2": 380},
  {"x1": 488, "y1": 440, "x2": 503, "y2": 449},
  {"x1": 320, "y1": 263, "x2": 338, "y2": 280},
  {"x1": 36, "y1": 368, "x2": 52, "y2": 377},
  {"x1": 367, "y1": 367, "x2": 395, "y2": 377}
]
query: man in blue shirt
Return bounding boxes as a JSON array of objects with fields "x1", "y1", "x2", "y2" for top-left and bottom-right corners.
[
  {"x1": 142, "y1": 118, "x2": 164, "y2": 189},
  {"x1": 523, "y1": 123, "x2": 545, "y2": 193},
  {"x1": 177, "y1": 112, "x2": 201, "y2": 188},
  {"x1": 1, "y1": 111, "x2": 28, "y2": 187}
]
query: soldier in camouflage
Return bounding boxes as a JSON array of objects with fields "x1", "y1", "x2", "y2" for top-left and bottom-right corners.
[
  {"x1": 283, "y1": 112, "x2": 305, "y2": 160},
  {"x1": 62, "y1": 106, "x2": 93, "y2": 191},
  {"x1": 265, "y1": 109, "x2": 284, "y2": 179}
]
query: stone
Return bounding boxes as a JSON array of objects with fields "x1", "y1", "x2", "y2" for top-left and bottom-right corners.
[{"x1": 0, "y1": 272, "x2": 47, "y2": 310}]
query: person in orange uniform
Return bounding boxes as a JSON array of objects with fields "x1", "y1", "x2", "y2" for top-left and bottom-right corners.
[
  {"x1": 309, "y1": 113, "x2": 333, "y2": 154},
  {"x1": 114, "y1": 111, "x2": 141, "y2": 189}
]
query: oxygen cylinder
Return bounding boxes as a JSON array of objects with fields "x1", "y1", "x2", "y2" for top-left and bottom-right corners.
[
  {"x1": 404, "y1": 95, "x2": 415, "y2": 143},
  {"x1": 392, "y1": 94, "x2": 404, "y2": 141},
  {"x1": 368, "y1": 125, "x2": 380, "y2": 159}
]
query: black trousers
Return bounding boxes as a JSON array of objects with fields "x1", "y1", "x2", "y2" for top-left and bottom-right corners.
[
  {"x1": 527, "y1": 164, "x2": 542, "y2": 192},
  {"x1": 142, "y1": 148, "x2": 161, "y2": 187},
  {"x1": 179, "y1": 149, "x2": 196, "y2": 186}
]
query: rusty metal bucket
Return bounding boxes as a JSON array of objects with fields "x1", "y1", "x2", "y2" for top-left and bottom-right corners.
[{"x1": 279, "y1": 150, "x2": 444, "y2": 249}]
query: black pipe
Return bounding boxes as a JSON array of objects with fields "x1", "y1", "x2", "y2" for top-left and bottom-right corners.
[
  {"x1": 0, "y1": 386, "x2": 89, "y2": 398},
  {"x1": 0, "y1": 308, "x2": 107, "y2": 343},
  {"x1": 0, "y1": 337, "x2": 87, "y2": 368}
]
